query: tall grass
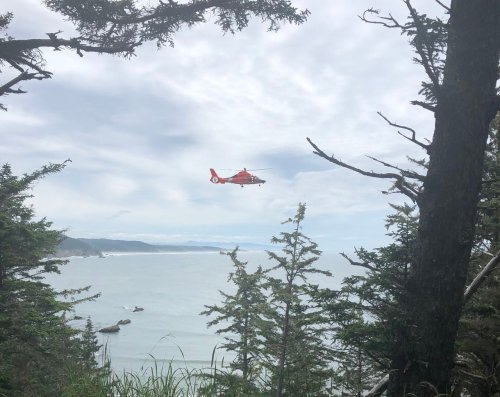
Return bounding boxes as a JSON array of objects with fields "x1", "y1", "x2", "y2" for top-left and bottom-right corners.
[{"x1": 62, "y1": 346, "x2": 241, "y2": 397}]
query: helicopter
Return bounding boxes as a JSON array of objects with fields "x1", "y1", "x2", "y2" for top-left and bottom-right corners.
[{"x1": 209, "y1": 168, "x2": 266, "y2": 187}]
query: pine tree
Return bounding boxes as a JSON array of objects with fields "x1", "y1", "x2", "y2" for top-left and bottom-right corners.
[
  {"x1": 0, "y1": 161, "x2": 101, "y2": 396},
  {"x1": 317, "y1": 203, "x2": 418, "y2": 396},
  {"x1": 262, "y1": 203, "x2": 332, "y2": 397},
  {"x1": 456, "y1": 114, "x2": 500, "y2": 396},
  {"x1": 201, "y1": 248, "x2": 267, "y2": 391}
]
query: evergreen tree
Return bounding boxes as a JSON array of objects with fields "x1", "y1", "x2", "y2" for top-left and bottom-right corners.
[
  {"x1": 0, "y1": 161, "x2": 101, "y2": 396},
  {"x1": 262, "y1": 203, "x2": 332, "y2": 397},
  {"x1": 201, "y1": 248, "x2": 267, "y2": 391},
  {"x1": 308, "y1": 1, "x2": 500, "y2": 393},
  {"x1": 456, "y1": 114, "x2": 500, "y2": 396},
  {"x1": 323, "y1": 116, "x2": 500, "y2": 396},
  {"x1": 317, "y1": 203, "x2": 418, "y2": 396}
]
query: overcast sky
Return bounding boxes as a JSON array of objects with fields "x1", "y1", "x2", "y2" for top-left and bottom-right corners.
[{"x1": 0, "y1": 0, "x2": 444, "y2": 250}]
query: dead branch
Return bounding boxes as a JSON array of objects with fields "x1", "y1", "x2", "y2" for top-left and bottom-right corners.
[
  {"x1": 358, "y1": 8, "x2": 405, "y2": 29},
  {"x1": 377, "y1": 111, "x2": 430, "y2": 153},
  {"x1": 411, "y1": 100, "x2": 436, "y2": 112},
  {"x1": 365, "y1": 374, "x2": 389, "y2": 397},
  {"x1": 367, "y1": 155, "x2": 425, "y2": 182},
  {"x1": 434, "y1": 0, "x2": 451, "y2": 12},
  {"x1": 307, "y1": 137, "x2": 420, "y2": 204},
  {"x1": 463, "y1": 250, "x2": 500, "y2": 303},
  {"x1": 0, "y1": 72, "x2": 31, "y2": 96}
]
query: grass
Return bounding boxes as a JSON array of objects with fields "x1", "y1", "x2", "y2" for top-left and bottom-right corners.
[{"x1": 62, "y1": 346, "x2": 242, "y2": 397}]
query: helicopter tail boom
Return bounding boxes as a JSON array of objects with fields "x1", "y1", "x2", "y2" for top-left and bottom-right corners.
[{"x1": 209, "y1": 168, "x2": 224, "y2": 184}]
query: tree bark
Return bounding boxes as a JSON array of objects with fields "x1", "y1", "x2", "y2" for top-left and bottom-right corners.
[
  {"x1": 388, "y1": 1, "x2": 500, "y2": 395},
  {"x1": 276, "y1": 299, "x2": 291, "y2": 397}
]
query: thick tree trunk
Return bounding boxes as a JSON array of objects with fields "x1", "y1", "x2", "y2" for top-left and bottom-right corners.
[{"x1": 388, "y1": 1, "x2": 500, "y2": 395}]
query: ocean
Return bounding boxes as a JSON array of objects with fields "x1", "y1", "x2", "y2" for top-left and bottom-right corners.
[{"x1": 44, "y1": 250, "x2": 353, "y2": 374}]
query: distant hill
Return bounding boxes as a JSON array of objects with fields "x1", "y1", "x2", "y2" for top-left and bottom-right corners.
[
  {"x1": 54, "y1": 237, "x2": 222, "y2": 257},
  {"x1": 55, "y1": 237, "x2": 103, "y2": 258}
]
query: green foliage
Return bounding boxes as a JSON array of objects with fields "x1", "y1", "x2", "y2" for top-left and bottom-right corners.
[
  {"x1": 324, "y1": 116, "x2": 500, "y2": 395},
  {"x1": 0, "y1": 0, "x2": 309, "y2": 110},
  {"x1": 0, "y1": 162, "x2": 103, "y2": 396},
  {"x1": 43, "y1": 0, "x2": 310, "y2": 48},
  {"x1": 202, "y1": 204, "x2": 333, "y2": 396},
  {"x1": 456, "y1": 115, "x2": 500, "y2": 396},
  {"x1": 316, "y1": 203, "x2": 418, "y2": 396},
  {"x1": 201, "y1": 248, "x2": 267, "y2": 386},
  {"x1": 262, "y1": 203, "x2": 332, "y2": 397}
]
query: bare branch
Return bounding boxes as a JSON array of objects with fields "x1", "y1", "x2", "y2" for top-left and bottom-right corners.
[
  {"x1": 434, "y1": 0, "x2": 451, "y2": 12},
  {"x1": 0, "y1": 72, "x2": 30, "y2": 96},
  {"x1": 358, "y1": 8, "x2": 405, "y2": 29},
  {"x1": 365, "y1": 374, "x2": 389, "y2": 397},
  {"x1": 367, "y1": 156, "x2": 425, "y2": 183},
  {"x1": 411, "y1": 100, "x2": 436, "y2": 112},
  {"x1": 377, "y1": 111, "x2": 430, "y2": 152},
  {"x1": 463, "y1": 250, "x2": 500, "y2": 303},
  {"x1": 340, "y1": 252, "x2": 378, "y2": 273},
  {"x1": 307, "y1": 137, "x2": 420, "y2": 204},
  {"x1": 307, "y1": 138, "x2": 402, "y2": 181}
]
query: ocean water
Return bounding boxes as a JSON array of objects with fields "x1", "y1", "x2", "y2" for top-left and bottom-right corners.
[{"x1": 44, "y1": 250, "x2": 352, "y2": 374}]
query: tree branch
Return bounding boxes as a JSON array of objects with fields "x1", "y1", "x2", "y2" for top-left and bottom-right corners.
[
  {"x1": 404, "y1": 0, "x2": 441, "y2": 92},
  {"x1": 0, "y1": 37, "x2": 137, "y2": 56},
  {"x1": 411, "y1": 100, "x2": 436, "y2": 112},
  {"x1": 365, "y1": 374, "x2": 389, "y2": 397},
  {"x1": 340, "y1": 252, "x2": 378, "y2": 273},
  {"x1": 367, "y1": 155, "x2": 425, "y2": 182},
  {"x1": 358, "y1": 8, "x2": 405, "y2": 29},
  {"x1": 306, "y1": 137, "x2": 420, "y2": 204},
  {"x1": 463, "y1": 250, "x2": 500, "y2": 303},
  {"x1": 377, "y1": 111, "x2": 430, "y2": 153},
  {"x1": 0, "y1": 72, "x2": 31, "y2": 96},
  {"x1": 434, "y1": 0, "x2": 451, "y2": 12}
]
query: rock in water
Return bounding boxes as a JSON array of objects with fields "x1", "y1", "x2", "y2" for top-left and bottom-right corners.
[
  {"x1": 117, "y1": 319, "x2": 131, "y2": 325},
  {"x1": 98, "y1": 324, "x2": 120, "y2": 333}
]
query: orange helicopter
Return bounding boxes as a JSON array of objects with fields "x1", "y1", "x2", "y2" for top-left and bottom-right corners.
[{"x1": 209, "y1": 168, "x2": 266, "y2": 187}]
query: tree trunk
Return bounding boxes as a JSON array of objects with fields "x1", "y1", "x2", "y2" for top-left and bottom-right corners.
[
  {"x1": 388, "y1": 1, "x2": 500, "y2": 395},
  {"x1": 276, "y1": 300, "x2": 291, "y2": 397}
]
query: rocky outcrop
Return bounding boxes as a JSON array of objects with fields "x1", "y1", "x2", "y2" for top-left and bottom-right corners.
[
  {"x1": 98, "y1": 324, "x2": 120, "y2": 333},
  {"x1": 117, "y1": 319, "x2": 131, "y2": 325},
  {"x1": 133, "y1": 306, "x2": 144, "y2": 312}
]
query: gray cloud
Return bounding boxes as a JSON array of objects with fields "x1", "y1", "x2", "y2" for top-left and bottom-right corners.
[{"x1": 2, "y1": 0, "x2": 444, "y2": 249}]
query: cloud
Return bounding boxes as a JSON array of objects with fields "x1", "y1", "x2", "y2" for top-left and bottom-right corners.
[{"x1": 2, "y1": 0, "x2": 444, "y2": 249}]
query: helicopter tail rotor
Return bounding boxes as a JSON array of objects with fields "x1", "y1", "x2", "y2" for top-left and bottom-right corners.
[{"x1": 209, "y1": 168, "x2": 221, "y2": 184}]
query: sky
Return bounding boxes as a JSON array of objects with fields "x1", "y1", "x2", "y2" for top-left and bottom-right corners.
[{"x1": 0, "y1": 0, "x2": 445, "y2": 251}]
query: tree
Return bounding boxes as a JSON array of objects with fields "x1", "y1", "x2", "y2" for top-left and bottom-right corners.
[
  {"x1": 317, "y1": 203, "x2": 418, "y2": 397},
  {"x1": 201, "y1": 248, "x2": 268, "y2": 391},
  {"x1": 262, "y1": 203, "x2": 332, "y2": 397},
  {"x1": 308, "y1": 1, "x2": 500, "y2": 394},
  {"x1": 455, "y1": 114, "x2": 500, "y2": 397},
  {"x1": 0, "y1": 0, "x2": 309, "y2": 110},
  {"x1": 0, "y1": 161, "x2": 101, "y2": 396}
]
